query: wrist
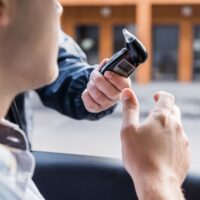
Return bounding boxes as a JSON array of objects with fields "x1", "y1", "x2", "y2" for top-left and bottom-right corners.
[{"x1": 132, "y1": 172, "x2": 185, "y2": 200}]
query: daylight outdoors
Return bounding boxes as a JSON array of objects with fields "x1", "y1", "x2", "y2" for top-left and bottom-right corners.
[{"x1": 31, "y1": 0, "x2": 200, "y2": 172}]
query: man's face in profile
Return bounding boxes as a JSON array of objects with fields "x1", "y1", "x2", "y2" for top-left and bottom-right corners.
[{"x1": 0, "y1": 0, "x2": 62, "y2": 93}]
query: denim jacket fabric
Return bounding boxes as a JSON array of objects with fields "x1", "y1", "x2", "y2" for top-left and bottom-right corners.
[{"x1": 7, "y1": 32, "x2": 116, "y2": 134}]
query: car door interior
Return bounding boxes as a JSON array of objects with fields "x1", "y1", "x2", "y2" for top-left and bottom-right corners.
[{"x1": 33, "y1": 152, "x2": 200, "y2": 200}]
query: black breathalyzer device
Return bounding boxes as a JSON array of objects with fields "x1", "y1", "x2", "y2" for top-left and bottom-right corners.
[{"x1": 100, "y1": 29, "x2": 148, "y2": 78}]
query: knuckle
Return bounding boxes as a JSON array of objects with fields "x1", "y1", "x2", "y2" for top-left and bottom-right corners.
[
  {"x1": 87, "y1": 81, "x2": 94, "y2": 91},
  {"x1": 88, "y1": 82, "x2": 102, "y2": 100},
  {"x1": 114, "y1": 77, "x2": 131, "y2": 91},
  {"x1": 102, "y1": 101, "x2": 114, "y2": 109},
  {"x1": 152, "y1": 109, "x2": 169, "y2": 127},
  {"x1": 183, "y1": 133, "x2": 190, "y2": 147},
  {"x1": 93, "y1": 89, "x2": 102, "y2": 100},
  {"x1": 174, "y1": 121, "x2": 183, "y2": 133},
  {"x1": 86, "y1": 100, "x2": 93, "y2": 108},
  {"x1": 111, "y1": 87, "x2": 119, "y2": 94},
  {"x1": 185, "y1": 138, "x2": 190, "y2": 147},
  {"x1": 109, "y1": 93, "x2": 120, "y2": 101},
  {"x1": 81, "y1": 90, "x2": 87, "y2": 100},
  {"x1": 86, "y1": 103, "x2": 98, "y2": 113},
  {"x1": 153, "y1": 109, "x2": 167, "y2": 119},
  {"x1": 92, "y1": 72, "x2": 103, "y2": 83},
  {"x1": 101, "y1": 87, "x2": 118, "y2": 101},
  {"x1": 121, "y1": 123, "x2": 135, "y2": 134},
  {"x1": 88, "y1": 82, "x2": 109, "y2": 103},
  {"x1": 89, "y1": 70, "x2": 95, "y2": 80},
  {"x1": 88, "y1": 82, "x2": 100, "y2": 98},
  {"x1": 82, "y1": 91, "x2": 100, "y2": 112}
]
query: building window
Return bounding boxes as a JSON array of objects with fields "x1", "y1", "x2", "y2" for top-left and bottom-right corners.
[
  {"x1": 113, "y1": 24, "x2": 136, "y2": 53},
  {"x1": 193, "y1": 26, "x2": 200, "y2": 81},
  {"x1": 76, "y1": 25, "x2": 99, "y2": 65},
  {"x1": 153, "y1": 25, "x2": 179, "y2": 81}
]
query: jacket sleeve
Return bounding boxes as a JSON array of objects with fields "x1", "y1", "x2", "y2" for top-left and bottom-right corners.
[{"x1": 36, "y1": 31, "x2": 116, "y2": 120}]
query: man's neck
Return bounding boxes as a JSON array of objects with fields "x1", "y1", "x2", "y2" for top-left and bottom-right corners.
[{"x1": 0, "y1": 86, "x2": 14, "y2": 118}]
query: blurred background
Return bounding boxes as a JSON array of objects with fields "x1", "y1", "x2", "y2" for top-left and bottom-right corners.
[{"x1": 32, "y1": 0, "x2": 200, "y2": 171}]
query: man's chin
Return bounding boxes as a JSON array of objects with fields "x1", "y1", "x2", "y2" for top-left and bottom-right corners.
[
  {"x1": 45, "y1": 67, "x2": 59, "y2": 85},
  {"x1": 32, "y1": 67, "x2": 59, "y2": 90}
]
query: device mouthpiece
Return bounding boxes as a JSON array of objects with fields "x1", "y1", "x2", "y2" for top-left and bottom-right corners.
[{"x1": 123, "y1": 29, "x2": 136, "y2": 43}]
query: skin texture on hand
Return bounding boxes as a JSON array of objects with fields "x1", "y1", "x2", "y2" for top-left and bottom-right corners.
[
  {"x1": 120, "y1": 89, "x2": 191, "y2": 200},
  {"x1": 82, "y1": 59, "x2": 131, "y2": 113}
]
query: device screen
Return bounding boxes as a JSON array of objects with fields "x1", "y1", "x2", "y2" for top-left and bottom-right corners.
[{"x1": 112, "y1": 59, "x2": 136, "y2": 77}]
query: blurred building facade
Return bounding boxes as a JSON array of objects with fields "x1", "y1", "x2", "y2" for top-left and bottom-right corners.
[{"x1": 60, "y1": 0, "x2": 200, "y2": 83}]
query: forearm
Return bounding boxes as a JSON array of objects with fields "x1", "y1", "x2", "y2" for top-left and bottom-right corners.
[
  {"x1": 132, "y1": 175, "x2": 185, "y2": 200},
  {"x1": 137, "y1": 184, "x2": 184, "y2": 200}
]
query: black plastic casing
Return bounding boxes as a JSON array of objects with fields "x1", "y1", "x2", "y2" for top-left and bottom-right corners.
[{"x1": 100, "y1": 34, "x2": 148, "y2": 78}]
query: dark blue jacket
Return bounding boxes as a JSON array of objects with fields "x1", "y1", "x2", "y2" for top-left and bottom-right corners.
[{"x1": 7, "y1": 32, "x2": 115, "y2": 134}]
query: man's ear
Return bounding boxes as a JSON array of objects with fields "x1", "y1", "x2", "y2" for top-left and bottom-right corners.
[{"x1": 0, "y1": 0, "x2": 9, "y2": 27}]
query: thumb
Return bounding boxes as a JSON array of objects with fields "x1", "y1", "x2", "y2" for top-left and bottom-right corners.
[{"x1": 122, "y1": 88, "x2": 140, "y2": 130}]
